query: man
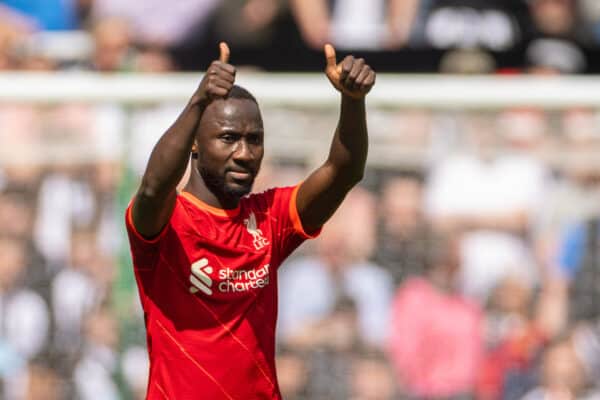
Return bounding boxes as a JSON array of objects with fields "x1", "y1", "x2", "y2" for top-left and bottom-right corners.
[
  {"x1": 388, "y1": 232, "x2": 482, "y2": 399},
  {"x1": 125, "y1": 42, "x2": 375, "y2": 399}
]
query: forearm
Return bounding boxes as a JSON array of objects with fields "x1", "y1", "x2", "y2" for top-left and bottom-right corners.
[
  {"x1": 289, "y1": 0, "x2": 330, "y2": 48},
  {"x1": 289, "y1": 0, "x2": 328, "y2": 28},
  {"x1": 294, "y1": 45, "x2": 374, "y2": 231},
  {"x1": 327, "y1": 95, "x2": 368, "y2": 186},
  {"x1": 388, "y1": 0, "x2": 420, "y2": 41},
  {"x1": 139, "y1": 101, "x2": 204, "y2": 200},
  {"x1": 131, "y1": 44, "x2": 235, "y2": 238}
]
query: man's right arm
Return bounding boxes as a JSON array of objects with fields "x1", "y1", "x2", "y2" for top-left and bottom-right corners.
[{"x1": 131, "y1": 43, "x2": 235, "y2": 239}]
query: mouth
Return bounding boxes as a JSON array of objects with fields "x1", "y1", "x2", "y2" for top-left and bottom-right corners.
[{"x1": 226, "y1": 169, "x2": 253, "y2": 182}]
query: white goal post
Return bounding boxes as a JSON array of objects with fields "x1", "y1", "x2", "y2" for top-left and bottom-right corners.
[
  {"x1": 0, "y1": 72, "x2": 599, "y2": 108},
  {"x1": 1, "y1": 72, "x2": 599, "y2": 169}
]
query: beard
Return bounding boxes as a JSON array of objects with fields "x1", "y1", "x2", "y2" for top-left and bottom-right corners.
[{"x1": 198, "y1": 164, "x2": 255, "y2": 200}]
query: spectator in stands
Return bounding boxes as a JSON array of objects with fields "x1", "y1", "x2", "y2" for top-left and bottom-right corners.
[
  {"x1": 375, "y1": 175, "x2": 432, "y2": 286},
  {"x1": 579, "y1": 0, "x2": 600, "y2": 45},
  {"x1": 521, "y1": 336, "x2": 600, "y2": 400},
  {"x1": 0, "y1": 14, "x2": 34, "y2": 69},
  {"x1": 89, "y1": 17, "x2": 134, "y2": 72},
  {"x1": 72, "y1": 307, "x2": 120, "y2": 400},
  {"x1": 476, "y1": 276, "x2": 547, "y2": 399},
  {"x1": 535, "y1": 109, "x2": 600, "y2": 253},
  {"x1": 21, "y1": 360, "x2": 66, "y2": 400},
  {"x1": 556, "y1": 215, "x2": 600, "y2": 323},
  {"x1": 171, "y1": 0, "x2": 295, "y2": 70},
  {"x1": 88, "y1": 16, "x2": 174, "y2": 73},
  {"x1": 0, "y1": 101, "x2": 44, "y2": 167},
  {"x1": 120, "y1": 345, "x2": 150, "y2": 400},
  {"x1": 0, "y1": 237, "x2": 49, "y2": 359},
  {"x1": 524, "y1": 0, "x2": 590, "y2": 75},
  {"x1": 525, "y1": 38, "x2": 587, "y2": 74},
  {"x1": 572, "y1": 321, "x2": 600, "y2": 392},
  {"x1": 299, "y1": 296, "x2": 359, "y2": 400},
  {"x1": 0, "y1": 182, "x2": 53, "y2": 301},
  {"x1": 51, "y1": 229, "x2": 111, "y2": 354},
  {"x1": 133, "y1": 46, "x2": 174, "y2": 73},
  {"x1": 527, "y1": 0, "x2": 580, "y2": 40},
  {"x1": 388, "y1": 231, "x2": 483, "y2": 398},
  {"x1": 91, "y1": 0, "x2": 222, "y2": 50},
  {"x1": 199, "y1": 0, "x2": 286, "y2": 52},
  {"x1": 289, "y1": 0, "x2": 421, "y2": 50},
  {"x1": 438, "y1": 48, "x2": 496, "y2": 74},
  {"x1": 276, "y1": 347, "x2": 310, "y2": 400},
  {"x1": 278, "y1": 187, "x2": 393, "y2": 347},
  {"x1": 348, "y1": 350, "x2": 396, "y2": 400},
  {"x1": 547, "y1": 112, "x2": 600, "y2": 328},
  {"x1": 0, "y1": 186, "x2": 37, "y2": 241},
  {"x1": 425, "y1": 110, "x2": 547, "y2": 302},
  {"x1": 34, "y1": 169, "x2": 96, "y2": 267}
]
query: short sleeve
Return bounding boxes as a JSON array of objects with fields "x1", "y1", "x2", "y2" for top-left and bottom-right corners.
[
  {"x1": 124, "y1": 201, "x2": 167, "y2": 270},
  {"x1": 267, "y1": 184, "x2": 321, "y2": 264}
]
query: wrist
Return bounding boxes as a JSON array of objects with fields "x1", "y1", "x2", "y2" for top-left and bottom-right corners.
[
  {"x1": 189, "y1": 93, "x2": 209, "y2": 109},
  {"x1": 341, "y1": 93, "x2": 366, "y2": 104}
]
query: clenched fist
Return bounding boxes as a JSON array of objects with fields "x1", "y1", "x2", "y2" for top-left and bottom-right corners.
[
  {"x1": 191, "y1": 42, "x2": 236, "y2": 107},
  {"x1": 324, "y1": 44, "x2": 376, "y2": 100}
]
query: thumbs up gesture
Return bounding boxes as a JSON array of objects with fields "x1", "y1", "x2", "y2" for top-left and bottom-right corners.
[
  {"x1": 324, "y1": 44, "x2": 375, "y2": 100},
  {"x1": 191, "y1": 42, "x2": 236, "y2": 107}
]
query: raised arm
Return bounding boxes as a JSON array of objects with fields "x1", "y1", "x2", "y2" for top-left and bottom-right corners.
[
  {"x1": 131, "y1": 43, "x2": 235, "y2": 238},
  {"x1": 296, "y1": 44, "x2": 375, "y2": 233},
  {"x1": 386, "y1": 0, "x2": 421, "y2": 49},
  {"x1": 288, "y1": 0, "x2": 330, "y2": 50}
]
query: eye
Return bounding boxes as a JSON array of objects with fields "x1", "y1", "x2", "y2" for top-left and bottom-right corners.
[
  {"x1": 220, "y1": 133, "x2": 239, "y2": 144},
  {"x1": 247, "y1": 133, "x2": 263, "y2": 145}
]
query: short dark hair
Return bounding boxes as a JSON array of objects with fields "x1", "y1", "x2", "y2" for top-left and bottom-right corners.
[{"x1": 227, "y1": 85, "x2": 257, "y2": 104}]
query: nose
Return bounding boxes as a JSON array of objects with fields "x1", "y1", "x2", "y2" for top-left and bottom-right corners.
[{"x1": 232, "y1": 139, "x2": 254, "y2": 162}]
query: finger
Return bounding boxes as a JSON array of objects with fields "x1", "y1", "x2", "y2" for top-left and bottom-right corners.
[
  {"x1": 208, "y1": 62, "x2": 235, "y2": 83},
  {"x1": 339, "y1": 56, "x2": 354, "y2": 83},
  {"x1": 345, "y1": 58, "x2": 365, "y2": 90},
  {"x1": 208, "y1": 60, "x2": 232, "y2": 72},
  {"x1": 219, "y1": 42, "x2": 230, "y2": 64},
  {"x1": 359, "y1": 71, "x2": 376, "y2": 92},
  {"x1": 213, "y1": 79, "x2": 234, "y2": 91},
  {"x1": 219, "y1": 63, "x2": 236, "y2": 76},
  {"x1": 215, "y1": 69, "x2": 235, "y2": 84},
  {"x1": 209, "y1": 86, "x2": 229, "y2": 98},
  {"x1": 354, "y1": 66, "x2": 371, "y2": 91},
  {"x1": 324, "y1": 43, "x2": 337, "y2": 69}
]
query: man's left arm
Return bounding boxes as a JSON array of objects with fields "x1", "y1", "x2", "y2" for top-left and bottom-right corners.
[{"x1": 296, "y1": 44, "x2": 375, "y2": 232}]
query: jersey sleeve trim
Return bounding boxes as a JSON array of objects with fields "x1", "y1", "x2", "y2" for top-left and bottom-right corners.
[
  {"x1": 179, "y1": 191, "x2": 240, "y2": 218},
  {"x1": 289, "y1": 184, "x2": 321, "y2": 239},
  {"x1": 126, "y1": 200, "x2": 169, "y2": 244}
]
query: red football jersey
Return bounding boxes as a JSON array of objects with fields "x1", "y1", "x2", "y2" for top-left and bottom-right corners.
[{"x1": 125, "y1": 185, "x2": 318, "y2": 399}]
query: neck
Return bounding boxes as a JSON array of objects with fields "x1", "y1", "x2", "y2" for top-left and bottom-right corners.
[{"x1": 184, "y1": 170, "x2": 240, "y2": 210}]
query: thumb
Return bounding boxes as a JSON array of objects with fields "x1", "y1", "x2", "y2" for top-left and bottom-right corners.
[
  {"x1": 324, "y1": 43, "x2": 337, "y2": 70},
  {"x1": 219, "y1": 42, "x2": 230, "y2": 63}
]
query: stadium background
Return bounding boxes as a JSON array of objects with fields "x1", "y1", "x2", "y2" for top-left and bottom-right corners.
[{"x1": 1, "y1": 0, "x2": 600, "y2": 399}]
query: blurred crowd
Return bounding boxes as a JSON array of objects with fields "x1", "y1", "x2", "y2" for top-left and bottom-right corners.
[
  {"x1": 274, "y1": 106, "x2": 600, "y2": 400},
  {"x1": 0, "y1": 0, "x2": 599, "y2": 72},
  {"x1": 3, "y1": 103, "x2": 600, "y2": 399},
  {"x1": 0, "y1": 0, "x2": 600, "y2": 400}
]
